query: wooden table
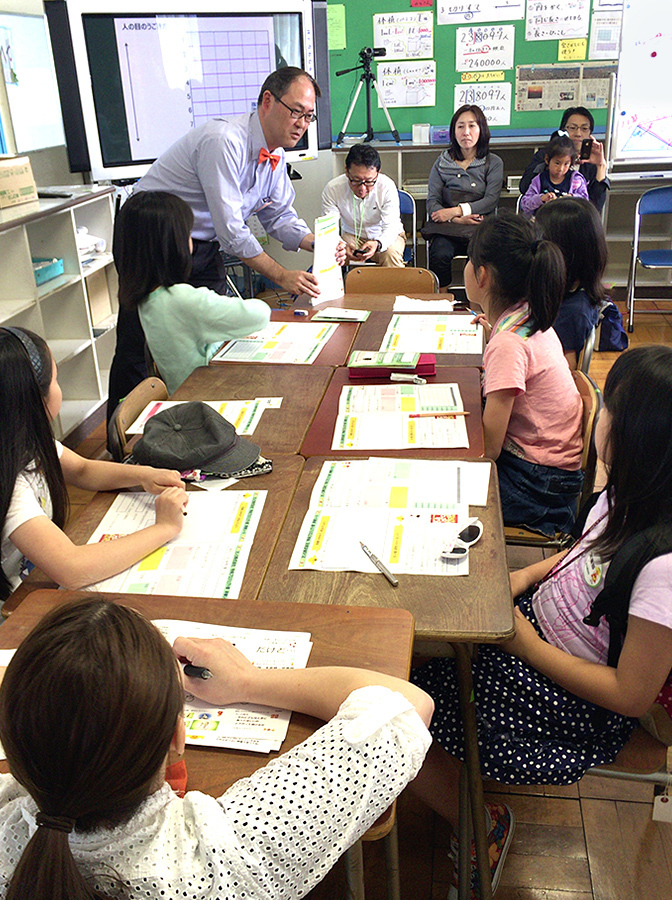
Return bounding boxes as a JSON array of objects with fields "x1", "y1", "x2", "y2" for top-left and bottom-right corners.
[
  {"x1": 171, "y1": 364, "x2": 333, "y2": 456},
  {"x1": 0, "y1": 589, "x2": 415, "y2": 797},
  {"x1": 300, "y1": 366, "x2": 484, "y2": 459},
  {"x1": 351, "y1": 310, "x2": 484, "y2": 367},
  {"x1": 258, "y1": 456, "x2": 513, "y2": 900},
  {"x1": 210, "y1": 309, "x2": 359, "y2": 367},
  {"x1": 3, "y1": 457, "x2": 305, "y2": 617}
]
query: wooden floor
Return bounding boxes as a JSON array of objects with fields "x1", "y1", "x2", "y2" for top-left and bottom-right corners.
[{"x1": 65, "y1": 299, "x2": 672, "y2": 900}]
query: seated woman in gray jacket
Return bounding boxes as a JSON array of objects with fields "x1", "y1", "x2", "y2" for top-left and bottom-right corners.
[{"x1": 425, "y1": 105, "x2": 503, "y2": 289}]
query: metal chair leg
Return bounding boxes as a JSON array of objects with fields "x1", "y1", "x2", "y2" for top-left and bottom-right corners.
[
  {"x1": 384, "y1": 819, "x2": 401, "y2": 900},
  {"x1": 454, "y1": 643, "x2": 493, "y2": 900},
  {"x1": 344, "y1": 840, "x2": 365, "y2": 900}
]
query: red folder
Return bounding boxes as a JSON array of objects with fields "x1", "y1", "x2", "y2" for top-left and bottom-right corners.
[{"x1": 348, "y1": 353, "x2": 436, "y2": 381}]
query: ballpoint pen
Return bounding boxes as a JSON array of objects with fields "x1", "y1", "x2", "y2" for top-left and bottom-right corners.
[
  {"x1": 360, "y1": 541, "x2": 399, "y2": 587},
  {"x1": 183, "y1": 664, "x2": 213, "y2": 680}
]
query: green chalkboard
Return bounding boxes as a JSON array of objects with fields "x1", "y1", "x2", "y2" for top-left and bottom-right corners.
[{"x1": 327, "y1": 1, "x2": 616, "y2": 141}]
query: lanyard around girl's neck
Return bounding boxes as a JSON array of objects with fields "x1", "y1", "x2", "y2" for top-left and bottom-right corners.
[
  {"x1": 494, "y1": 304, "x2": 533, "y2": 338},
  {"x1": 537, "y1": 510, "x2": 609, "y2": 588}
]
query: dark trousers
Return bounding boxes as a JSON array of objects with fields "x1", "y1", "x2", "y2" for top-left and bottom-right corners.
[
  {"x1": 106, "y1": 239, "x2": 228, "y2": 430},
  {"x1": 428, "y1": 234, "x2": 470, "y2": 289}
]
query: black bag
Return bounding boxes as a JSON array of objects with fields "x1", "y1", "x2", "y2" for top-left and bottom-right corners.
[
  {"x1": 421, "y1": 155, "x2": 491, "y2": 241},
  {"x1": 598, "y1": 301, "x2": 629, "y2": 352}
]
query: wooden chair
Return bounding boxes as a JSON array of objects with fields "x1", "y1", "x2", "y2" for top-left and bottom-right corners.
[
  {"x1": 584, "y1": 724, "x2": 671, "y2": 788},
  {"x1": 504, "y1": 370, "x2": 602, "y2": 549},
  {"x1": 107, "y1": 376, "x2": 169, "y2": 462},
  {"x1": 345, "y1": 265, "x2": 439, "y2": 294}
]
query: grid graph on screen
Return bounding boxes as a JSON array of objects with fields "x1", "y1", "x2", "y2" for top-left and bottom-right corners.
[{"x1": 186, "y1": 29, "x2": 273, "y2": 124}]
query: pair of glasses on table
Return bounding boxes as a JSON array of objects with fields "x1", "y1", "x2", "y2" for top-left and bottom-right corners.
[{"x1": 440, "y1": 518, "x2": 483, "y2": 560}]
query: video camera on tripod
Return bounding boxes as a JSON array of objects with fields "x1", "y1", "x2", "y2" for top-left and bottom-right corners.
[{"x1": 335, "y1": 46, "x2": 400, "y2": 145}]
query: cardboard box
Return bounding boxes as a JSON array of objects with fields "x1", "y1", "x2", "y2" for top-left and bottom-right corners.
[{"x1": 0, "y1": 156, "x2": 38, "y2": 209}]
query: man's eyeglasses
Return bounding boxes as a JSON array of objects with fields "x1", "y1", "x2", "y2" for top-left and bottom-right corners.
[
  {"x1": 347, "y1": 175, "x2": 378, "y2": 187},
  {"x1": 271, "y1": 93, "x2": 317, "y2": 124},
  {"x1": 566, "y1": 124, "x2": 591, "y2": 135}
]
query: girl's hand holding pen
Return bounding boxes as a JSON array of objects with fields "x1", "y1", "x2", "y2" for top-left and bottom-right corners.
[
  {"x1": 173, "y1": 636, "x2": 254, "y2": 706},
  {"x1": 154, "y1": 486, "x2": 189, "y2": 534},
  {"x1": 470, "y1": 312, "x2": 492, "y2": 339}
]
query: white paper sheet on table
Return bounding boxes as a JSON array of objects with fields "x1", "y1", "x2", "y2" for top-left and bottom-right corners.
[
  {"x1": 312, "y1": 307, "x2": 370, "y2": 322},
  {"x1": 393, "y1": 295, "x2": 455, "y2": 311},
  {"x1": 380, "y1": 314, "x2": 483, "y2": 354},
  {"x1": 310, "y1": 458, "x2": 492, "y2": 509},
  {"x1": 154, "y1": 619, "x2": 312, "y2": 752},
  {"x1": 289, "y1": 504, "x2": 471, "y2": 576},
  {"x1": 126, "y1": 398, "x2": 281, "y2": 435},
  {"x1": 331, "y1": 383, "x2": 469, "y2": 450},
  {"x1": 211, "y1": 322, "x2": 338, "y2": 364},
  {"x1": 87, "y1": 491, "x2": 266, "y2": 599}
]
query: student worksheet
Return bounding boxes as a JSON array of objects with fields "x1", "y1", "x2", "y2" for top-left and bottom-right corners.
[
  {"x1": 87, "y1": 491, "x2": 266, "y2": 598},
  {"x1": 155, "y1": 619, "x2": 312, "y2": 752},
  {"x1": 379, "y1": 314, "x2": 483, "y2": 354},
  {"x1": 309, "y1": 211, "x2": 344, "y2": 304},
  {"x1": 331, "y1": 383, "x2": 469, "y2": 450},
  {"x1": 289, "y1": 458, "x2": 492, "y2": 577},
  {"x1": 126, "y1": 398, "x2": 282, "y2": 435},
  {"x1": 212, "y1": 322, "x2": 338, "y2": 364}
]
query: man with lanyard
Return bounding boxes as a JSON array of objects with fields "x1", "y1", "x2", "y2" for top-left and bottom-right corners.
[
  {"x1": 108, "y1": 66, "x2": 343, "y2": 430},
  {"x1": 321, "y1": 143, "x2": 406, "y2": 267}
]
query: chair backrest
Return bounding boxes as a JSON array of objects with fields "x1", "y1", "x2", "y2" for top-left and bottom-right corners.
[
  {"x1": 107, "y1": 376, "x2": 169, "y2": 462},
  {"x1": 397, "y1": 189, "x2": 417, "y2": 266},
  {"x1": 577, "y1": 324, "x2": 596, "y2": 374},
  {"x1": 344, "y1": 265, "x2": 439, "y2": 294},
  {"x1": 572, "y1": 369, "x2": 602, "y2": 509},
  {"x1": 638, "y1": 185, "x2": 672, "y2": 217}
]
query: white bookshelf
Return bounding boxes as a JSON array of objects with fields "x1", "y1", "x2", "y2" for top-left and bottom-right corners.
[{"x1": 0, "y1": 185, "x2": 116, "y2": 439}]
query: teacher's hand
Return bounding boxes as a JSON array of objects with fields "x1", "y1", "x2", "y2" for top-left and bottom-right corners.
[
  {"x1": 430, "y1": 208, "x2": 455, "y2": 223},
  {"x1": 335, "y1": 240, "x2": 347, "y2": 267},
  {"x1": 281, "y1": 269, "x2": 320, "y2": 298}
]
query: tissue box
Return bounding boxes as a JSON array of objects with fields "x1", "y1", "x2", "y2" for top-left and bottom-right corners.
[
  {"x1": 430, "y1": 126, "x2": 451, "y2": 144},
  {"x1": 0, "y1": 156, "x2": 38, "y2": 208},
  {"x1": 32, "y1": 257, "x2": 64, "y2": 286}
]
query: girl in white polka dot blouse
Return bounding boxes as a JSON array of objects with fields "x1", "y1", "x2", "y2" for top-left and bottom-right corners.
[{"x1": 0, "y1": 597, "x2": 432, "y2": 900}]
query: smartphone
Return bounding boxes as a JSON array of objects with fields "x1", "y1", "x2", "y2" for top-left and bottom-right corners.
[
  {"x1": 352, "y1": 248, "x2": 365, "y2": 256},
  {"x1": 580, "y1": 138, "x2": 593, "y2": 160}
]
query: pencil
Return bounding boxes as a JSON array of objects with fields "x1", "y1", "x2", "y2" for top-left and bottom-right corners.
[{"x1": 408, "y1": 411, "x2": 470, "y2": 418}]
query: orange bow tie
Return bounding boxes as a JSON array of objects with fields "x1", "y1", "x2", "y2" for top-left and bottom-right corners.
[{"x1": 258, "y1": 147, "x2": 281, "y2": 171}]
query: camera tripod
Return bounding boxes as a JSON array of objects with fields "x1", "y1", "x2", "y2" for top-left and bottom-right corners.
[{"x1": 335, "y1": 47, "x2": 401, "y2": 145}]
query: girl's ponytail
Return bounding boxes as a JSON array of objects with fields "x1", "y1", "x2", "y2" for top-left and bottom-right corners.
[
  {"x1": 468, "y1": 211, "x2": 565, "y2": 332},
  {"x1": 525, "y1": 237, "x2": 566, "y2": 332},
  {"x1": 6, "y1": 824, "x2": 116, "y2": 900}
]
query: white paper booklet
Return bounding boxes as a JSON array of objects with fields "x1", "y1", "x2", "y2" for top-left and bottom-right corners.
[
  {"x1": 154, "y1": 619, "x2": 312, "y2": 752},
  {"x1": 380, "y1": 314, "x2": 483, "y2": 354},
  {"x1": 87, "y1": 491, "x2": 266, "y2": 599},
  {"x1": 212, "y1": 321, "x2": 337, "y2": 364},
  {"x1": 308, "y1": 211, "x2": 344, "y2": 304},
  {"x1": 127, "y1": 398, "x2": 282, "y2": 435},
  {"x1": 331, "y1": 383, "x2": 469, "y2": 450},
  {"x1": 289, "y1": 458, "x2": 492, "y2": 577}
]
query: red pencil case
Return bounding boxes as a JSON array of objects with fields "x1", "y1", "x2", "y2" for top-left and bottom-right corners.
[{"x1": 348, "y1": 353, "x2": 436, "y2": 381}]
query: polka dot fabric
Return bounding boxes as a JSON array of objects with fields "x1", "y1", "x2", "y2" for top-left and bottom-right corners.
[
  {"x1": 411, "y1": 594, "x2": 637, "y2": 785},
  {"x1": 0, "y1": 687, "x2": 430, "y2": 899}
]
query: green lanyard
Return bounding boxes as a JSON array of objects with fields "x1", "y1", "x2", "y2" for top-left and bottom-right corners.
[{"x1": 352, "y1": 195, "x2": 365, "y2": 246}]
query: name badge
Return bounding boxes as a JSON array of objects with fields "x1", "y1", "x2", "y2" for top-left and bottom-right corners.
[{"x1": 583, "y1": 549, "x2": 604, "y2": 588}]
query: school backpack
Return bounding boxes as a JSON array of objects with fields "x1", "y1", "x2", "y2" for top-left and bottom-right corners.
[{"x1": 597, "y1": 300, "x2": 629, "y2": 352}]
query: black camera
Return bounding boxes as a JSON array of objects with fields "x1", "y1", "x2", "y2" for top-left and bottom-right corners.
[{"x1": 359, "y1": 47, "x2": 386, "y2": 61}]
